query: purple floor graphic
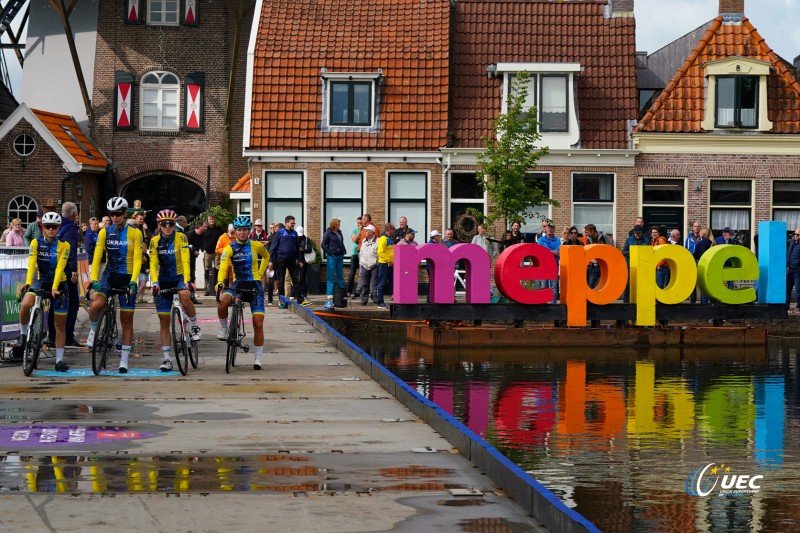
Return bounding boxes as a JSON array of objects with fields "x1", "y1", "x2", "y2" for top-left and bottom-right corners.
[
  {"x1": 32, "y1": 368, "x2": 180, "y2": 378},
  {"x1": 0, "y1": 425, "x2": 158, "y2": 448}
]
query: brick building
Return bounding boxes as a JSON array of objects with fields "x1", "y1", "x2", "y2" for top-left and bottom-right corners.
[
  {"x1": 88, "y1": 0, "x2": 254, "y2": 226},
  {"x1": 444, "y1": 0, "x2": 638, "y2": 242},
  {"x1": 242, "y1": 0, "x2": 450, "y2": 245},
  {"x1": 0, "y1": 104, "x2": 107, "y2": 228},
  {"x1": 633, "y1": 0, "x2": 800, "y2": 247}
]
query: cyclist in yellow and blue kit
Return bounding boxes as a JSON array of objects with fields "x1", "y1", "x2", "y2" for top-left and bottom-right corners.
[
  {"x1": 86, "y1": 197, "x2": 143, "y2": 373},
  {"x1": 18, "y1": 212, "x2": 71, "y2": 372},
  {"x1": 216, "y1": 216, "x2": 270, "y2": 370},
  {"x1": 149, "y1": 209, "x2": 202, "y2": 372}
]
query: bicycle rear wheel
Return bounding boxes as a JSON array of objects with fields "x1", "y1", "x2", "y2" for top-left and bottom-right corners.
[
  {"x1": 92, "y1": 307, "x2": 113, "y2": 375},
  {"x1": 171, "y1": 307, "x2": 188, "y2": 375},
  {"x1": 187, "y1": 318, "x2": 199, "y2": 369},
  {"x1": 23, "y1": 308, "x2": 43, "y2": 376},
  {"x1": 225, "y1": 305, "x2": 239, "y2": 373}
]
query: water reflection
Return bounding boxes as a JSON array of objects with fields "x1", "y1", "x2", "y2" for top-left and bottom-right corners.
[{"x1": 327, "y1": 318, "x2": 800, "y2": 533}]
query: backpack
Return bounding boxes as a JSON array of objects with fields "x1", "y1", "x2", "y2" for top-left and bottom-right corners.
[{"x1": 333, "y1": 286, "x2": 348, "y2": 308}]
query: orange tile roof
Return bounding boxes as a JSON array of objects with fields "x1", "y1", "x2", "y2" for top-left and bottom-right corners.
[
  {"x1": 248, "y1": 0, "x2": 449, "y2": 151},
  {"x1": 450, "y1": 0, "x2": 637, "y2": 150},
  {"x1": 232, "y1": 171, "x2": 250, "y2": 193},
  {"x1": 31, "y1": 108, "x2": 109, "y2": 166},
  {"x1": 636, "y1": 16, "x2": 800, "y2": 133}
]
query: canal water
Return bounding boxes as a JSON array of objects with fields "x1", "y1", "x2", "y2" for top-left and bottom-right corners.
[{"x1": 325, "y1": 317, "x2": 800, "y2": 533}]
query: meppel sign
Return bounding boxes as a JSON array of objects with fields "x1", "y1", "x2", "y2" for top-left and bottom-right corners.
[{"x1": 394, "y1": 221, "x2": 787, "y2": 326}]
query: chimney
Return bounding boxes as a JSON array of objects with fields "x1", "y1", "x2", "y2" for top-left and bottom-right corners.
[
  {"x1": 719, "y1": 0, "x2": 745, "y2": 15},
  {"x1": 610, "y1": 0, "x2": 634, "y2": 15}
]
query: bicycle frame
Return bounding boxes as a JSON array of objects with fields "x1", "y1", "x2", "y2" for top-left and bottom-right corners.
[
  {"x1": 161, "y1": 287, "x2": 198, "y2": 375},
  {"x1": 224, "y1": 288, "x2": 254, "y2": 373},
  {"x1": 21, "y1": 288, "x2": 53, "y2": 376},
  {"x1": 91, "y1": 289, "x2": 123, "y2": 376}
]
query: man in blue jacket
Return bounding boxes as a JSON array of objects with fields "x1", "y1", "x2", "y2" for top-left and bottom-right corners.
[
  {"x1": 268, "y1": 215, "x2": 304, "y2": 307},
  {"x1": 48, "y1": 202, "x2": 81, "y2": 346}
]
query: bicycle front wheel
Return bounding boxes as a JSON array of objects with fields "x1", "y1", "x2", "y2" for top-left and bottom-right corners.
[
  {"x1": 225, "y1": 305, "x2": 239, "y2": 373},
  {"x1": 23, "y1": 308, "x2": 43, "y2": 376},
  {"x1": 171, "y1": 307, "x2": 188, "y2": 376},
  {"x1": 92, "y1": 307, "x2": 113, "y2": 376},
  {"x1": 188, "y1": 318, "x2": 199, "y2": 369}
]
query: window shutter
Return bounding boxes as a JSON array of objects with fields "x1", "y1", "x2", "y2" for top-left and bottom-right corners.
[
  {"x1": 114, "y1": 71, "x2": 135, "y2": 131},
  {"x1": 124, "y1": 0, "x2": 143, "y2": 25},
  {"x1": 183, "y1": 72, "x2": 205, "y2": 132},
  {"x1": 181, "y1": 0, "x2": 199, "y2": 26}
]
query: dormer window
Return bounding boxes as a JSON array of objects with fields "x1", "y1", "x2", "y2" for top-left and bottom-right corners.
[
  {"x1": 702, "y1": 57, "x2": 772, "y2": 132},
  {"x1": 321, "y1": 71, "x2": 380, "y2": 131},
  {"x1": 496, "y1": 63, "x2": 580, "y2": 149}
]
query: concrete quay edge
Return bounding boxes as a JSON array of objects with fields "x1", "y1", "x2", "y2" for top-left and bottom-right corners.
[{"x1": 286, "y1": 297, "x2": 599, "y2": 533}]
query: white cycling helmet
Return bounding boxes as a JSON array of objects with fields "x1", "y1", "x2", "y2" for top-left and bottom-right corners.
[
  {"x1": 106, "y1": 196, "x2": 128, "y2": 211},
  {"x1": 41, "y1": 212, "x2": 62, "y2": 225}
]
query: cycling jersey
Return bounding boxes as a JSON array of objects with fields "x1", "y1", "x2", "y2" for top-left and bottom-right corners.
[
  {"x1": 26, "y1": 236, "x2": 70, "y2": 286},
  {"x1": 91, "y1": 223, "x2": 143, "y2": 282},
  {"x1": 219, "y1": 239, "x2": 269, "y2": 283},
  {"x1": 149, "y1": 232, "x2": 191, "y2": 284}
]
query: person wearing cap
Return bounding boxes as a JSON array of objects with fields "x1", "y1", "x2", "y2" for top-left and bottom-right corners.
[
  {"x1": 358, "y1": 225, "x2": 379, "y2": 305},
  {"x1": 321, "y1": 218, "x2": 347, "y2": 309},
  {"x1": 622, "y1": 224, "x2": 650, "y2": 303},
  {"x1": 397, "y1": 229, "x2": 418, "y2": 246},
  {"x1": 250, "y1": 219, "x2": 268, "y2": 243},
  {"x1": 375, "y1": 223, "x2": 396, "y2": 308},
  {"x1": 347, "y1": 217, "x2": 363, "y2": 298},
  {"x1": 428, "y1": 230, "x2": 443, "y2": 245},
  {"x1": 296, "y1": 225, "x2": 313, "y2": 305},
  {"x1": 23, "y1": 209, "x2": 45, "y2": 246}
]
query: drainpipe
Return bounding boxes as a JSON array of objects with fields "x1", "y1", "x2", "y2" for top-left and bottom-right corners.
[{"x1": 441, "y1": 153, "x2": 451, "y2": 232}]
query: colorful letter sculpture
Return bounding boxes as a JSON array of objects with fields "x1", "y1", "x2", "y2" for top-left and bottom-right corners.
[{"x1": 494, "y1": 244, "x2": 556, "y2": 304}]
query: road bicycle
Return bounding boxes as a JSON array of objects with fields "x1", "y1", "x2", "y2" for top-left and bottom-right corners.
[
  {"x1": 218, "y1": 285, "x2": 256, "y2": 373},
  {"x1": 160, "y1": 286, "x2": 199, "y2": 375},
  {"x1": 90, "y1": 285, "x2": 128, "y2": 375},
  {"x1": 18, "y1": 287, "x2": 59, "y2": 377}
]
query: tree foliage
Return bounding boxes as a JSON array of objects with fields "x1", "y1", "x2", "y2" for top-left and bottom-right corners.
[{"x1": 475, "y1": 71, "x2": 556, "y2": 228}]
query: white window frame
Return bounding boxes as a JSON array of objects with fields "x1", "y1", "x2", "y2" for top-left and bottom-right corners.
[
  {"x1": 321, "y1": 72, "x2": 380, "y2": 131},
  {"x1": 497, "y1": 62, "x2": 580, "y2": 149},
  {"x1": 323, "y1": 171, "x2": 364, "y2": 246},
  {"x1": 12, "y1": 133, "x2": 35, "y2": 157},
  {"x1": 519, "y1": 172, "x2": 551, "y2": 234},
  {"x1": 640, "y1": 177, "x2": 686, "y2": 234},
  {"x1": 387, "y1": 171, "x2": 429, "y2": 243},
  {"x1": 771, "y1": 180, "x2": 800, "y2": 237},
  {"x1": 448, "y1": 172, "x2": 486, "y2": 242},
  {"x1": 147, "y1": 0, "x2": 179, "y2": 26},
  {"x1": 572, "y1": 172, "x2": 616, "y2": 237},
  {"x1": 701, "y1": 57, "x2": 772, "y2": 132},
  {"x1": 8, "y1": 195, "x2": 38, "y2": 228},
  {"x1": 709, "y1": 179, "x2": 753, "y2": 248},
  {"x1": 263, "y1": 171, "x2": 305, "y2": 228},
  {"x1": 140, "y1": 71, "x2": 180, "y2": 131}
]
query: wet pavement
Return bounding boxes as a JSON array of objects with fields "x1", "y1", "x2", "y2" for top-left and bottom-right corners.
[{"x1": 0, "y1": 296, "x2": 548, "y2": 532}]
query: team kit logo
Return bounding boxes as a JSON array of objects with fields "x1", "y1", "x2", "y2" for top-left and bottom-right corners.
[{"x1": 686, "y1": 463, "x2": 764, "y2": 497}]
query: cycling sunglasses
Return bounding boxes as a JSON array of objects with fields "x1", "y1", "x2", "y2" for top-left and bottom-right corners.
[
  {"x1": 159, "y1": 220, "x2": 176, "y2": 227},
  {"x1": 43, "y1": 224, "x2": 59, "y2": 230},
  {"x1": 109, "y1": 211, "x2": 125, "y2": 217}
]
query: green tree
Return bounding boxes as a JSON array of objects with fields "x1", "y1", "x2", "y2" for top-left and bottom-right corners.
[{"x1": 475, "y1": 71, "x2": 556, "y2": 229}]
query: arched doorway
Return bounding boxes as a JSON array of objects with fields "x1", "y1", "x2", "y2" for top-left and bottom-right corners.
[{"x1": 121, "y1": 174, "x2": 206, "y2": 228}]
